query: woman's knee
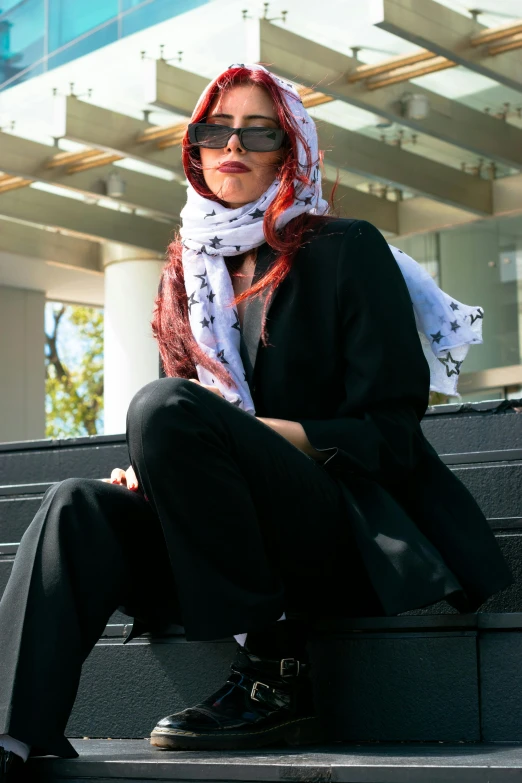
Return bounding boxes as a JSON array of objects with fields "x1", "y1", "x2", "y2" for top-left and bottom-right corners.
[
  {"x1": 126, "y1": 377, "x2": 198, "y2": 440},
  {"x1": 21, "y1": 478, "x2": 102, "y2": 548}
]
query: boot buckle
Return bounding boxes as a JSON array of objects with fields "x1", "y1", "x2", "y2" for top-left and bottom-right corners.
[
  {"x1": 251, "y1": 680, "x2": 270, "y2": 702},
  {"x1": 280, "y1": 657, "x2": 300, "y2": 677}
]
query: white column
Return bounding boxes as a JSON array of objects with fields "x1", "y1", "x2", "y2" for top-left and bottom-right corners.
[
  {"x1": 103, "y1": 244, "x2": 164, "y2": 435},
  {"x1": 0, "y1": 286, "x2": 45, "y2": 443}
]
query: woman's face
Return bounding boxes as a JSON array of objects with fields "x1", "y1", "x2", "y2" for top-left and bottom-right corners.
[{"x1": 199, "y1": 83, "x2": 283, "y2": 209}]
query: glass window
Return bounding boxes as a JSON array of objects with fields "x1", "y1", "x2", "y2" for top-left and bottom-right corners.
[
  {"x1": 121, "y1": 0, "x2": 208, "y2": 38},
  {"x1": 48, "y1": 0, "x2": 118, "y2": 52},
  {"x1": 0, "y1": 0, "x2": 44, "y2": 87},
  {"x1": 0, "y1": 0, "x2": 28, "y2": 12},
  {"x1": 121, "y1": 0, "x2": 145, "y2": 9},
  {"x1": 46, "y1": 19, "x2": 117, "y2": 70}
]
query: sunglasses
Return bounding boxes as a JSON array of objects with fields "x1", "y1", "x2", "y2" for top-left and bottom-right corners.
[{"x1": 188, "y1": 122, "x2": 285, "y2": 152}]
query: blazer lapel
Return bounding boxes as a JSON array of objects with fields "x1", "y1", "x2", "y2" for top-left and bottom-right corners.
[{"x1": 239, "y1": 243, "x2": 280, "y2": 389}]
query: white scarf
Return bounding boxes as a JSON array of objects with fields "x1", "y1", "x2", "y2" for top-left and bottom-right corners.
[{"x1": 180, "y1": 64, "x2": 482, "y2": 411}]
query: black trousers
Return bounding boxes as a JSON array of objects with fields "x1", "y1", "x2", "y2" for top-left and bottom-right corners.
[{"x1": 0, "y1": 378, "x2": 376, "y2": 758}]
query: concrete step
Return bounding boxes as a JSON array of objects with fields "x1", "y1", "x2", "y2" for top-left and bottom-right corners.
[
  {"x1": 25, "y1": 739, "x2": 522, "y2": 782},
  {"x1": 0, "y1": 435, "x2": 128, "y2": 486},
  {"x1": 59, "y1": 614, "x2": 522, "y2": 744},
  {"x1": 421, "y1": 400, "x2": 522, "y2": 454},
  {"x1": 2, "y1": 450, "x2": 522, "y2": 543},
  {"x1": 1, "y1": 399, "x2": 521, "y2": 488}
]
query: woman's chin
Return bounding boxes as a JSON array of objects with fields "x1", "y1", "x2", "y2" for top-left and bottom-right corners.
[{"x1": 219, "y1": 186, "x2": 250, "y2": 206}]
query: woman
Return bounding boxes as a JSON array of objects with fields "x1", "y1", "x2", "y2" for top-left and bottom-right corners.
[{"x1": 0, "y1": 63, "x2": 512, "y2": 774}]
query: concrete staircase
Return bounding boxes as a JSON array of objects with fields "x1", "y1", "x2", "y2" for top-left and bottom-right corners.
[{"x1": 1, "y1": 399, "x2": 522, "y2": 780}]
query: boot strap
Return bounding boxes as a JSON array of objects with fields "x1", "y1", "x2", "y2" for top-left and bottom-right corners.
[
  {"x1": 236, "y1": 648, "x2": 308, "y2": 679},
  {"x1": 228, "y1": 669, "x2": 292, "y2": 710}
]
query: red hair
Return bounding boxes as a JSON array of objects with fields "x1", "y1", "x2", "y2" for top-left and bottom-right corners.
[{"x1": 152, "y1": 65, "x2": 332, "y2": 388}]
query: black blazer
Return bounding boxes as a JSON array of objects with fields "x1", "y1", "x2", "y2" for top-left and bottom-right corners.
[{"x1": 234, "y1": 218, "x2": 512, "y2": 615}]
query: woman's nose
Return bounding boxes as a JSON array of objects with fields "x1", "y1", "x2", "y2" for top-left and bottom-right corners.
[{"x1": 226, "y1": 133, "x2": 244, "y2": 153}]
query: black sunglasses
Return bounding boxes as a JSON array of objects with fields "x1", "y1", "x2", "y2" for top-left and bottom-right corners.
[{"x1": 188, "y1": 122, "x2": 285, "y2": 152}]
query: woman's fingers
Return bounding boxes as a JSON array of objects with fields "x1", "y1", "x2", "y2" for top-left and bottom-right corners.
[
  {"x1": 110, "y1": 467, "x2": 139, "y2": 491},
  {"x1": 111, "y1": 468, "x2": 127, "y2": 485},
  {"x1": 126, "y1": 466, "x2": 139, "y2": 491}
]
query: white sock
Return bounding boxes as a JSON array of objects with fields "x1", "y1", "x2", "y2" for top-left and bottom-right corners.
[
  {"x1": 0, "y1": 734, "x2": 31, "y2": 762},
  {"x1": 234, "y1": 612, "x2": 286, "y2": 647}
]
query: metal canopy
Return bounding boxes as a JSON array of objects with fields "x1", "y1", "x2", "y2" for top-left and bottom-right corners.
[
  {"x1": 259, "y1": 20, "x2": 522, "y2": 171},
  {"x1": 0, "y1": 0, "x2": 521, "y2": 274},
  {"x1": 0, "y1": 132, "x2": 186, "y2": 219},
  {"x1": 371, "y1": 0, "x2": 522, "y2": 93},
  {"x1": 318, "y1": 120, "x2": 492, "y2": 215},
  {"x1": 0, "y1": 187, "x2": 172, "y2": 253},
  {"x1": 0, "y1": 218, "x2": 102, "y2": 272}
]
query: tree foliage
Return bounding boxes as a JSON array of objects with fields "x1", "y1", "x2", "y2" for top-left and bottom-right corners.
[{"x1": 45, "y1": 304, "x2": 104, "y2": 438}]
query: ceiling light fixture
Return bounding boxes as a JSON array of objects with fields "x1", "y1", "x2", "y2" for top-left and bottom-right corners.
[
  {"x1": 401, "y1": 93, "x2": 430, "y2": 120},
  {"x1": 105, "y1": 170, "x2": 126, "y2": 199}
]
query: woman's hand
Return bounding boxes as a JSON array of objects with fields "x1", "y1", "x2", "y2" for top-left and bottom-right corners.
[
  {"x1": 109, "y1": 466, "x2": 139, "y2": 491},
  {"x1": 189, "y1": 378, "x2": 225, "y2": 398}
]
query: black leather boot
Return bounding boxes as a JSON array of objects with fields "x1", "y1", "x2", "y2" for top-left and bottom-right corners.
[
  {"x1": 0, "y1": 749, "x2": 24, "y2": 781},
  {"x1": 150, "y1": 619, "x2": 324, "y2": 750}
]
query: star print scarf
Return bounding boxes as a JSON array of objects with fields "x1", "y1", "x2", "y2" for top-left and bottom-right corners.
[
  {"x1": 387, "y1": 245, "x2": 483, "y2": 397},
  {"x1": 180, "y1": 64, "x2": 483, "y2": 410}
]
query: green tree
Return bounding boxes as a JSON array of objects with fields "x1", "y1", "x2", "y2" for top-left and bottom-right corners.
[{"x1": 45, "y1": 304, "x2": 104, "y2": 438}]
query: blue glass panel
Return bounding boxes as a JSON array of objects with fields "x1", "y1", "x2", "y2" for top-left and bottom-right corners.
[
  {"x1": 48, "y1": 0, "x2": 118, "y2": 52},
  {"x1": 121, "y1": 0, "x2": 144, "y2": 8},
  {"x1": 121, "y1": 0, "x2": 208, "y2": 38},
  {"x1": 0, "y1": 0, "x2": 44, "y2": 88},
  {"x1": 47, "y1": 19, "x2": 117, "y2": 70},
  {"x1": 0, "y1": 0, "x2": 26, "y2": 12},
  {"x1": 0, "y1": 57, "x2": 42, "y2": 90}
]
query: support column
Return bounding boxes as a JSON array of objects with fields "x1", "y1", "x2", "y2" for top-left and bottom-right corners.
[
  {"x1": 0, "y1": 286, "x2": 45, "y2": 443},
  {"x1": 103, "y1": 244, "x2": 164, "y2": 435}
]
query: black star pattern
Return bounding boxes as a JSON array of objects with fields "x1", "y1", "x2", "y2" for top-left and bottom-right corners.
[
  {"x1": 231, "y1": 309, "x2": 241, "y2": 331},
  {"x1": 210, "y1": 315, "x2": 215, "y2": 324},
  {"x1": 217, "y1": 348, "x2": 229, "y2": 365},
  {"x1": 200, "y1": 245, "x2": 207, "y2": 254},
  {"x1": 235, "y1": 245, "x2": 241, "y2": 252},
  {"x1": 470, "y1": 308, "x2": 484, "y2": 325},
  {"x1": 194, "y1": 273, "x2": 208, "y2": 290},
  {"x1": 210, "y1": 236, "x2": 223, "y2": 249},
  {"x1": 250, "y1": 208, "x2": 265, "y2": 219},
  {"x1": 229, "y1": 217, "x2": 239, "y2": 222},
  {"x1": 302, "y1": 196, "x2": 313, "y2": 205},
  {"x1": 397, "y1": 249, "x2": 404, "y2": 254},
  {"x1": 232, "y1": 398, "x2": 242, "y2": 407},
  {"x1": 200, "y1": 316, "x2": 211, "y2": 329},
  {"x1": 430, "y1": 331, "x2": 443, "y2": 344},
  {"x1": 204, "y1": 210, "x2": 216, "y2": 219},
  {"x1": 450, "y1": 302, "x2": 459, "y2": 311},
  {"x1": 300, "y1": 117, "x2": 308, "y2": 124},
  {"x1": 450, "y1": 320, "x2": 461, "y2": 332},
  {"x1": 207, "y1": 290, "x2": 215, "y2": 304},
  {"x1": 187, "y1": 291, "x2": 199, "y2": 314},
  {"x1": 438, "y1": 352, "x2": 463, "y2": 378}
]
